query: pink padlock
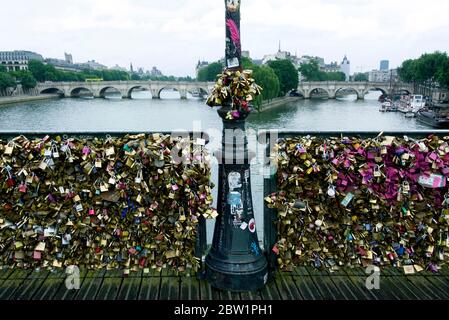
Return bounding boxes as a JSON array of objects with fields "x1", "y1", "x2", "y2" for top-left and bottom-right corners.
[{"x1": 89, "y1": 208, "x2": 95, "y2": 216}]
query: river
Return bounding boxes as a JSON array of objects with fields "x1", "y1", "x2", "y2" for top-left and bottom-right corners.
[{"x1": 0, "y1": 90, "x2": 431, "y2": 244}]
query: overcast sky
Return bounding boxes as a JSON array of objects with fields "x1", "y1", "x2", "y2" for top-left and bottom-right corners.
[{"x1": 1, "y1": 0, "x2": 449, "y2": 77}]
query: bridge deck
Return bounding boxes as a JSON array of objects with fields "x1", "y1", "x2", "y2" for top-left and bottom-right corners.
[{"x1": 1, "y1": 266, "x2": 448, "y2": 300}]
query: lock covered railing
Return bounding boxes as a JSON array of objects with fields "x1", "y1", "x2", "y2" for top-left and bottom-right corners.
[
  {"x1": 0, "y1": 131, "x2": 211, "y2": 275},
  {"x1": 262, "y1": 131, "x2": 449, "y2": 277}
]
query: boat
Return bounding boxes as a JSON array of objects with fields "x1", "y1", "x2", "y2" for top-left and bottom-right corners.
[
  {"x1": 416, "y1": 91, "x2": 449, "y2": 128},
  {"x1": 379, "y1": 99, "x2": 397, "y2": 112},
  {"x1": 405, "y1": 112, "x2": 415, "y2": 118},
  {"x1": 398, "y1": 94, "x2": 426, "y2": 114}
]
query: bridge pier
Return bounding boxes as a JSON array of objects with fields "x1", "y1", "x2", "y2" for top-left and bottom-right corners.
[
  {"x1": 179, "y1": 89, "x2": 188, "y2": 100},
  {"x1": 150, "y1": 89, "x2": 160, "y2": 99}
]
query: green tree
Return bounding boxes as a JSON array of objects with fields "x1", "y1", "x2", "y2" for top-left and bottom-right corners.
[
  {"x1": 398, "y1": 52, "x2": 449, "y2": 87},
  {"x1": 197, "y1": 62, "x2": 224, "y2": 82},
  {"x1": 267, "y1": 59, "x2": 299, "y2": 96},
  {"x1": 0, "y1": 66, "x2": 6, "y2": 73},
  {"x1": 326, "y1": 72, "x2": 346, "y2": 81},
  {"x1": 298, "y1": 60, "x2": 322, "y2": 81},
  {"x1": 130, "y1": 73, "x2": 141, "y2": 81},
  {"x1": 10, "y1": 71, "x2": 37, "y2": 89},
  {"x1": 0, "y1": 72, "x2": 16, "y2": 91},
  {"x1": 354, "y1": 73, "x2": 368, "y2": 82}
]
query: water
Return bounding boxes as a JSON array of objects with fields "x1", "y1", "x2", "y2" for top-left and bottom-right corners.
[{"x1": 0, "y1": 90, "x2": 431, "y2": 244}]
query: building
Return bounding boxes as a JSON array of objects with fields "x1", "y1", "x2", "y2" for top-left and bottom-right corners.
[
  {"x1": 65, "y1": 52, "x2": 73, "y2": 65},
  {"x1": 368, "y1": 69, "x2": 398, "y2": 82},
  {"x1": 111, "y1": 64, "x2": 127, "y2": 72},
  {"x1": 196, "y1": 60, "x2": 209, "y2": 77},
  {"x1": 45, "y1": 58, "x2": 81, "y2": 72},
  {"x1": 322, "y1": 61, "x2": 340, "y2": 73},
  {"x1": 380, "y1": 60, "x2": 389, "y2": 72},
  {"x1": 340, "y1": 55, "x2": 350, "y2": 81},
  {"x1": 241, "y1": 51, "x2": 250, "y2": 59},
  {"x1": 0, "y1": 50, "x2": 44, "y2": 71},
  {"x1": 150, "y1": 66, "x2": 163, "y2": 77}
]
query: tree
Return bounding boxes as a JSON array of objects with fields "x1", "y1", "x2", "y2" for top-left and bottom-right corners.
[
  {"x1": 354, "y1": 73, "x2": 368, "y2": 82},
  {"x1": 10, "y1": 71, "x2": 37, "y2": 89},
  {"x1": 0, "y1": 72, "x2": 16, "y2": 91},
  {"x1": 298, "y1": 60, "x2": 322, "y2": 81},
  {"x1": 267, "y1": 59, "x2": 299, "y2": 96},
  {"x1": 326, "y1": 72, "x2": 346, "y2": 81},
  {"x1": 130, "y1": 73, "x2": 141, "y2": 81},
  {"x1": 197, "y1": 62, "x2": 224, "y2": 81},
  {"x1": 0, "y1": 65, "x2": 6, "y2": 73},
  {"x1": 398, "y1": 52, "x2": 449, "y2": 88}
]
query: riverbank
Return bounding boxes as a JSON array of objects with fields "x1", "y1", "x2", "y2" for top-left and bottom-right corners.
[
  {"x1": 0, "y1": 94, "x2": 60, "y2": 106},
  {"x1": 258, "y1": 96, "x2": 301, "y2": 112}
]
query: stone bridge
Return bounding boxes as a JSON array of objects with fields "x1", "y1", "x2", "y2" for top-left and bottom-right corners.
[
  {"x1": 297, "y1": 81, "x2": 415, "y2": 99},
  {"x1": 37, "y1": 81, "x2": 215, "y2": 99}
]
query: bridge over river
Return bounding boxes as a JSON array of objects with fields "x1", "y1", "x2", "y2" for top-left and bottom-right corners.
[
  {"x1": 298, "y1": 81, "x2": 415, "y2": 99},
  {"x1": 36, "y1": 80, "x2": 415, "y2": 100},
  {"x1": 37, "y1": 81, "x2": 215, "y2": 99}
]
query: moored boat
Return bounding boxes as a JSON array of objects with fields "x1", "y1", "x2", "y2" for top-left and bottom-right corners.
[{"x1": 416, "y1": 91, "x2": 449, "y2": 128}]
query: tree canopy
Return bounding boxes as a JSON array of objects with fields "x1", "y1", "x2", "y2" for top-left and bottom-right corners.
[
  {"x1": 267, "y1": 59, "x2": 299, "y2": 96},
  {"x1": 354, "y1": 73, "x2": 368, "y2": 82},
  {"x1": 197, "y1": 62, "x2": 224, "y2": 82},
  {"x1": 298, "y1": 60, "x2": 346, "y2": 82},
  {"x1": 398, "y1": 51, "x2": 449, "y2": 87}
]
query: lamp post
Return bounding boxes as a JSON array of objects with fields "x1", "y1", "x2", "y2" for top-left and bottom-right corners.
[{"x1": 205, "y1": 0, "x2": 268, "y2": 292}]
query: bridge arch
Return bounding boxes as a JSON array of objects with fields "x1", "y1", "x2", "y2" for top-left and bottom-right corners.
[
  {"x1": 363, "y1": 87, "x2": 388, "y2": 97},
  {"x1": 99, "y1": 86, "x2": 122, "y2": 99},
  {"x1": 309, "y1": 88, "x2": 330, "y2": 99},
  {"x1": 394, "y1": 88, "x2": 412, "y2": 95},
  {"x1": 127, "y1": 86, "x2": 150, "y2": 99},
  {"x1": 157, "y1": 87, "x2": 182, "y2": 99},
  {"x1": 39, "y1": 87, "x2": 65, "y2": 97},
  {"x1": 70, "y1": 87, "x2": 94, "y2": 98},
  {"x1": 335, "y1": 87, "x2": 359, "y2": 100}
]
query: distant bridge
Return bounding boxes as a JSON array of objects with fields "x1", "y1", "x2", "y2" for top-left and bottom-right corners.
[
  {"x1": 37, "y1": 81, "x2": 215, "y2": 99},
  {"x1": 297, "y1": 81, "x2": 415, "y2": 99}
]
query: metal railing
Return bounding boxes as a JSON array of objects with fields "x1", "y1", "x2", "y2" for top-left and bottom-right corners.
[{"x1": 260, "y1": 130, "x2": 449, "y2": 277}]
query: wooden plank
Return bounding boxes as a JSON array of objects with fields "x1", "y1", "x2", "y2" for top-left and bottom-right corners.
[
  {"x1": 406, "y1": 276, "x2": 449, "y2": 299},
  {"x1": 293, "y1": 267, "x2": 310, "y2": 276},
  {"x1": 423, "y1": 276, "x2": 449, "y2": 297},
  {"x1": 380, "y1": 276, "x2": 419, "y2": 300},
  {"x1": 0, "y1": 268, "x2": 14, "y2": 280},
  {"x1": 84, "y1": 269, "x2": 106, "y2": 278},
  {"x1": 309, "y1": 276, "x2": 344, "y2": 300},
  {"x1": 344, "y1": 276, "x2": 380, "y2": 300},
  {"x1": 274, "y1": 274, "x2": 302, "y2": 300},
  {"x1": 139, "y1": 276, "x2": 161, "y2": 300},
  {"x1": 96, "y1": 276, "x2": 123, "y2": 300},
  {"x1": 292, "y1": 276, "x2": 323, "y2": 300},
  {"x1": 259, "y1": 279, "x2": 281, "y2": 300},
  {"x1": 10, "y1": 271, "x2": 50, "y2": 300},
  {"x1": 117, "y1": 275, "x2": 142, "y2": 300},
  {"x1": 439, "y1": 266, "x2": 449, "y2": 276},
  {"x1": 161, "y1": 268, "x2": 178, "y2": 277},
  {"x1": 52, "y1": 269, "x2": 88, "y2": 300},
  {"x1": 32, "y1": 277, "x2": 65, "y2": 300},
  {"x1": 0, "y1": 278, "x2": 28, "y2": 300},
  {"x1": 74, "y1": 273, "x2": 105, "y2": 300},
  {"x1": 239, "y1": 290, "x2": 262, "y2": 300},
  {"x1": 159, "y1": 276, "x2": 180, "y2": 300},
  {"x1": 199, "y1": 280, "x2": 222, "y2": 300},
  {"x1": 142, "y1": 268, "x2": 161, "y2": 278},
  {"x1": 219, "y1": 290, "x2": 240, "y2": 300},
  {"x1": 343, "y1": 267, "x2": 366, "y2": 276},
  {"x1": 328, "y1": 276, "x2": 362, "y2": 300},
  {"x1": 180, "y1": 276, "x2": 200, "y2": 300}
]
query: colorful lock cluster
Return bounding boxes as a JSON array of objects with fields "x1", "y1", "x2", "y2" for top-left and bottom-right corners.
[
  {"x1": 0, "y1": 133, "x2": 215, "y2": 274},
  {"x1": 265, "y1": 134, "x2": 449, "y2": 273}
]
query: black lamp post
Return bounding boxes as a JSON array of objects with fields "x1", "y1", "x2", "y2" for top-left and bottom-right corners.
[{"x1": 205, "y1": 0, "x2": 268, "y2": 292}]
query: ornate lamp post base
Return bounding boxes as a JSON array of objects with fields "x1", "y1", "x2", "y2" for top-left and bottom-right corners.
[{"x1": 205, "y1": 107, "x2": 268, "y2": 292}]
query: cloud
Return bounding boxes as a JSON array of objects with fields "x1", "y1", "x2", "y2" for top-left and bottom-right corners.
[{"x1": 1, "y1": 0, "x2": 449, "y2": 76}]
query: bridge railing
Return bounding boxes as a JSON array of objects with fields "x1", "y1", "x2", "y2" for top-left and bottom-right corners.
[{"x1": 260, "y1": 130, "x2": 449, "y2": 275}]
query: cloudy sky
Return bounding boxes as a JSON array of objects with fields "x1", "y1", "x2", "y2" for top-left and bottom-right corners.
[{"x1": 1, "y1": 0, "x2": 449, "y2": 76}]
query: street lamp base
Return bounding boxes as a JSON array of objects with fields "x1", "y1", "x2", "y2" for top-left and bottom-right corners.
[{"x1": 205, "y1": 255, "x2": 268, "y2": 292}]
